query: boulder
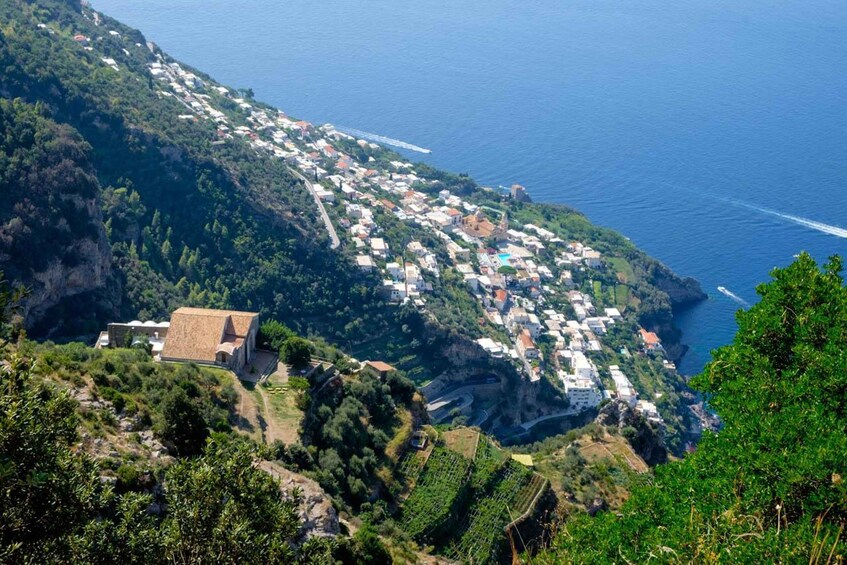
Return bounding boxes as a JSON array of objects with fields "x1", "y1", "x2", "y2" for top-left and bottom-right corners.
[{"x1": 259, "y1": 461, "x2": 340, "y2": 541}]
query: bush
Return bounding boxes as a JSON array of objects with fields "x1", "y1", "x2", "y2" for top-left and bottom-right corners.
[
  {"x1": 281, "y1": 337, "x2": 312, "y2": 369},
  {"x1": 115, "y1": 464, "x2": 140, "y2": 492},
  {"x1": 157, "y1": 388, "x2": 208, "y2": 457}
]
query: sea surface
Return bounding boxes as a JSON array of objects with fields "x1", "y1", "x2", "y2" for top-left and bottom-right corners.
[{"x1": 97, "y1": 0, "x2": 847, "y2": 374}]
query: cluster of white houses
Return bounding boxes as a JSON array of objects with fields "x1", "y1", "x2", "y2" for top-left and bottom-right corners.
[{"x1": 126, "y1": 36, "x2": 671, "y2": 424}]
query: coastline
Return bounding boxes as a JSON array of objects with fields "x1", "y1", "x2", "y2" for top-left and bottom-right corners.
[{"x1": 7, "y1": 1, "x2": 709, "y2": 452}]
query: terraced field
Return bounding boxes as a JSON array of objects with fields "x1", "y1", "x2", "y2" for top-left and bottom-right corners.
[
  {"x1": 400, "y1": 446, "x2": 472, "y2": 540},
  {"x1": 397, "y1": 430, "x2": 547, "y2": 563},
  {"x1": 450, "y1": 461, "x2": 541, "y2": 564}
]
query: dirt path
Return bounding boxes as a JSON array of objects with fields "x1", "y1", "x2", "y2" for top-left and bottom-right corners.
[
  {"x1": 257, "y1": 388, "x2": 286, "y2": 445},
  {"x1": 232, "y1": 381, "x2": 264, "y2": 443}
]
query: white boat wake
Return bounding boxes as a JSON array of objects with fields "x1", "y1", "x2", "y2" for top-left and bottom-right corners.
[
  {"x1": 717, "y1": 286, "x2": 750, "y2": 307},
  {"x1": 335, "y1": 126, "x2": 431, "y2": 154},
  {"x1": 749, "y1": 206, "x2": 847, "y2": 239},
  {"x1": 656, "y1": 181, "x2": 847, "y2": 240},
  {"x1": 727, "y1": 199, "x2": 847, "y2": 239}
]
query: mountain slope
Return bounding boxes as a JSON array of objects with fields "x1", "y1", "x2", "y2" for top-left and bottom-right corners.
[{"x1": 0, "y1": 0, "x2": 392, "y2": 339}]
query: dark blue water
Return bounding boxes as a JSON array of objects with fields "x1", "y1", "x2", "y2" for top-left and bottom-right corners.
[{"x1": 97, "y1": 0, "x2": 847, "y2": 374}]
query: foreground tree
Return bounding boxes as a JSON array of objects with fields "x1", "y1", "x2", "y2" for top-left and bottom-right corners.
[
  {"x1": 281, "y1": 336, "x2": 312, "y2": 369},
  {"x1": 162, "y1": 438, "x2": 301, "y2": 563},
  {"x1": 537, "y1": 253, "x2": 847, "y2": 563},
  {"x1": 157, "y1": 387, "x2": 209, "y2": 457},
  {"x1": 0, "y1": 354, "x2": 109, "y2": 562}
]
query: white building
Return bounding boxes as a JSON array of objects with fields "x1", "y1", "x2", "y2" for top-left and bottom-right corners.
[
  {"x1": 610, "y1": 365, "x2": 637, "y2": 407},
  {"x1": 386, "y1": 262, "x2": 404, "y2": 280},
  {"x1": 637, "y1": 400, "x2": 664, "y2": 424},
  {"x1": 561, "y1": 374, "x2": 603, "y2": 410},
  {"x1": 370, "y1": 238, "x2": 388, "y2": 257},
  {"x1": 356, "y1": 255, "x2": 376, "y2": 272}
]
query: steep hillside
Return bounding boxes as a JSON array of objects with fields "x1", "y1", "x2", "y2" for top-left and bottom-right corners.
[
  {"x1": 0, "y1": 0, "x2": 392, "y2": 340},
  {"x1": 0, "y1": 0, "x2": 708, "y2": 458},
  {"x1": 0, "y1": 99, "x2": 114, "y2": 328}
]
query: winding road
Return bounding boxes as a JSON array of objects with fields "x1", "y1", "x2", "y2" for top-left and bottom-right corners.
[{"x1": 519, "y1": 407, "x2": 579, "y2": 431}]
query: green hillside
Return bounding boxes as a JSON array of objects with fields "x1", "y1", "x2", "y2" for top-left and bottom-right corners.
[{"x1": 535, "y1": 254, "x2": 847, "y2": 562}]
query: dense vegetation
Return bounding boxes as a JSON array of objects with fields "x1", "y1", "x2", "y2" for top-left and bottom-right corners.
[
  {"x1": 288, "y1": 368, "x2": 418, "y2": 505},
  {"x1": 0, "y1": 99, "x2": 103, "y2": 284},
  {"x1": 0, "y1": 0, "x2": 397, "y2": 341},
  {"x1": 0, "y1": 349, "x2": 308, "y2": 563},
  {"x1": 536, "y1": 254, "x2": 847, "y2": 562}
]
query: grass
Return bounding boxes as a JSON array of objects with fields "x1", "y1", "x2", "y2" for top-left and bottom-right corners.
[
  {"x1": 442, "y1": 428, "x2": 480, "y2": 459},
  {"x1": 261, "y1": 373, "x2": 304, "y2": 444},
  {"x1": 614, "y1": 284, "x2": 630, "y2": 311},
  {"x1": 608, "y1": 257, "x2": 635, "y2": 284},
  {"x1": 592, "y1": 281, "x2": 603, "y2": 301},
  {"x1": 385, "y1": 407, "x2": 414, "y2": 463},
  {"x1": 578, "y1": 435, "x2": 648, "y2": 474}
]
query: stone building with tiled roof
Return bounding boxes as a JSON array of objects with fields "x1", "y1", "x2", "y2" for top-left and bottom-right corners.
[{"x1": 160, "y1": 307, "x2": 259, "y2": 371}]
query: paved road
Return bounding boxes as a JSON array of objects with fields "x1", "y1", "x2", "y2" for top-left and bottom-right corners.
[
  {"x1": 290, "y1": 168, "x2": 341, "y2": 249},
  {"x1": 519, "y1": 407, "x2": 580, "y2": 431}
]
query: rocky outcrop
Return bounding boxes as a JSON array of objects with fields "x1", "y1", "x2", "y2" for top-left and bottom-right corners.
[
  {"x1": 650, "y1": 264, "x2": 707, "y2": 309},
  {"x1": 22, "y1": 198, "x2": 113, "y2": 328},
  {"x1": 259, "y1": 461, "x2": 340, "y2": 541},
  {"x1": 596, "y1": 400, "x2": 668, "y2": 466}
]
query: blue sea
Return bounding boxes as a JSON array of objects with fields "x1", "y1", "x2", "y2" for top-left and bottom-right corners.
[{"x1": 97, "y1": 0, "x2": 847, "y2": 374}]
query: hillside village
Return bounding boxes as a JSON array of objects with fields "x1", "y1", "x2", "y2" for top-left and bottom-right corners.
[
  {"x1": 55, "y1": 14, "x2": 685, "y2": 433},
  {"x1": 133, "y1": 52, "x2": 674, "y2": 428}
]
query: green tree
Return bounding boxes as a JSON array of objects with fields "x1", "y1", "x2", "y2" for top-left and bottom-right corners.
[
  {"x1": 281, "y1": 336, "x2": 312, "y2": 369},
  {"x1": 259, "y1": 319, "x2": 295, "y2": 351},
  {"x1": 161, "y1": 439, "x2": 300, "y2": 563},
  {"x1": 158, "y1": 387, "x2": 208, "y2": 456},
  {"x1": 0, "y1": 354, "x2": 109, "y2": 562}
]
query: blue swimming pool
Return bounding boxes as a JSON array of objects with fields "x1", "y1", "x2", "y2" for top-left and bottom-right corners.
[{"x1": 498, "y1": 253, "x2": 511, "y2": 264}]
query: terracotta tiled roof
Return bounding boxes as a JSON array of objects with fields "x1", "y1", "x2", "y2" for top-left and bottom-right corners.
[
  {"x1": 366, "y1": 360, "x2": 396, "y2": 373},
  {"x1": 639, "y1": 328, "x2": 661, "y2": 346},
  {"x1": 518, "y1": 330, "x2": 535, "y2": 349},
  {"x1": 161, "y1": 307, "x2": 257, "y2": 363}
]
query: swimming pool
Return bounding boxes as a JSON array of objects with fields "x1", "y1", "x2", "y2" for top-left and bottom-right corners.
[{"x1": 498, "y1": 253, "x2": 512, "y2": 265}]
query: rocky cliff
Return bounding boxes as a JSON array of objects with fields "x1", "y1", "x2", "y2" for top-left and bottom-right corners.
[
  {"x1": 0, "y1": 99, "x2": 117, "y2": 334},
  {"x1": 22, "y1": 196, "x2": 114, "y2": 332},
  {"x1": 595, "y1": 400, "x2": 668, "y2": 466},
  {"x1": 259, "y1": 461, "x2": 341, "y2": 542}
]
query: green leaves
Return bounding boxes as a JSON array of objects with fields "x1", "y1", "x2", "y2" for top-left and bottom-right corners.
[{"x1": 537, "y1": 253, "x2": 847, "y2": 562}]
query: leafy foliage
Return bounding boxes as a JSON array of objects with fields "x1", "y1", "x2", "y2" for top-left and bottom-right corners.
[
  {"x1": 0, "y1": 353, "x2": 108, "y2": 562},
  {"x1": 161, "y1": 438, "x2": 300, "y2": 563},
  {"x1": 158, "y1": 386, "x2": 209, "y2": 457},
  {"x1": 537, "y1": 254, "x2": 847, "y2": 563},
  {"x1": 295, "y1": 370, "x2": 417, "y2": 505},
  {"x1": 281, "y1": 336, "x2": 312, "y2": 369}
]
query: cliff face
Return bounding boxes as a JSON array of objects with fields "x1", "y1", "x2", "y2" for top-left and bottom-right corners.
[
  {"x1": 259, "y1": 461, "x2": 341, "y2": 542},
  {"x1": 649, "y1": 263, "x2": 707, "y2": 309},
  {"x1": 596, "y1": 400, "x2": 668, "y2": 466},
  {"x1": 22, "y1": 195, "x2": 114, "y2": 330},
  {"x1": 0, "y1": 100, "x2": 117, "y2": 333},
  {"x1": 634, "y1": 259, "x2": 707, "y2": 362}
]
